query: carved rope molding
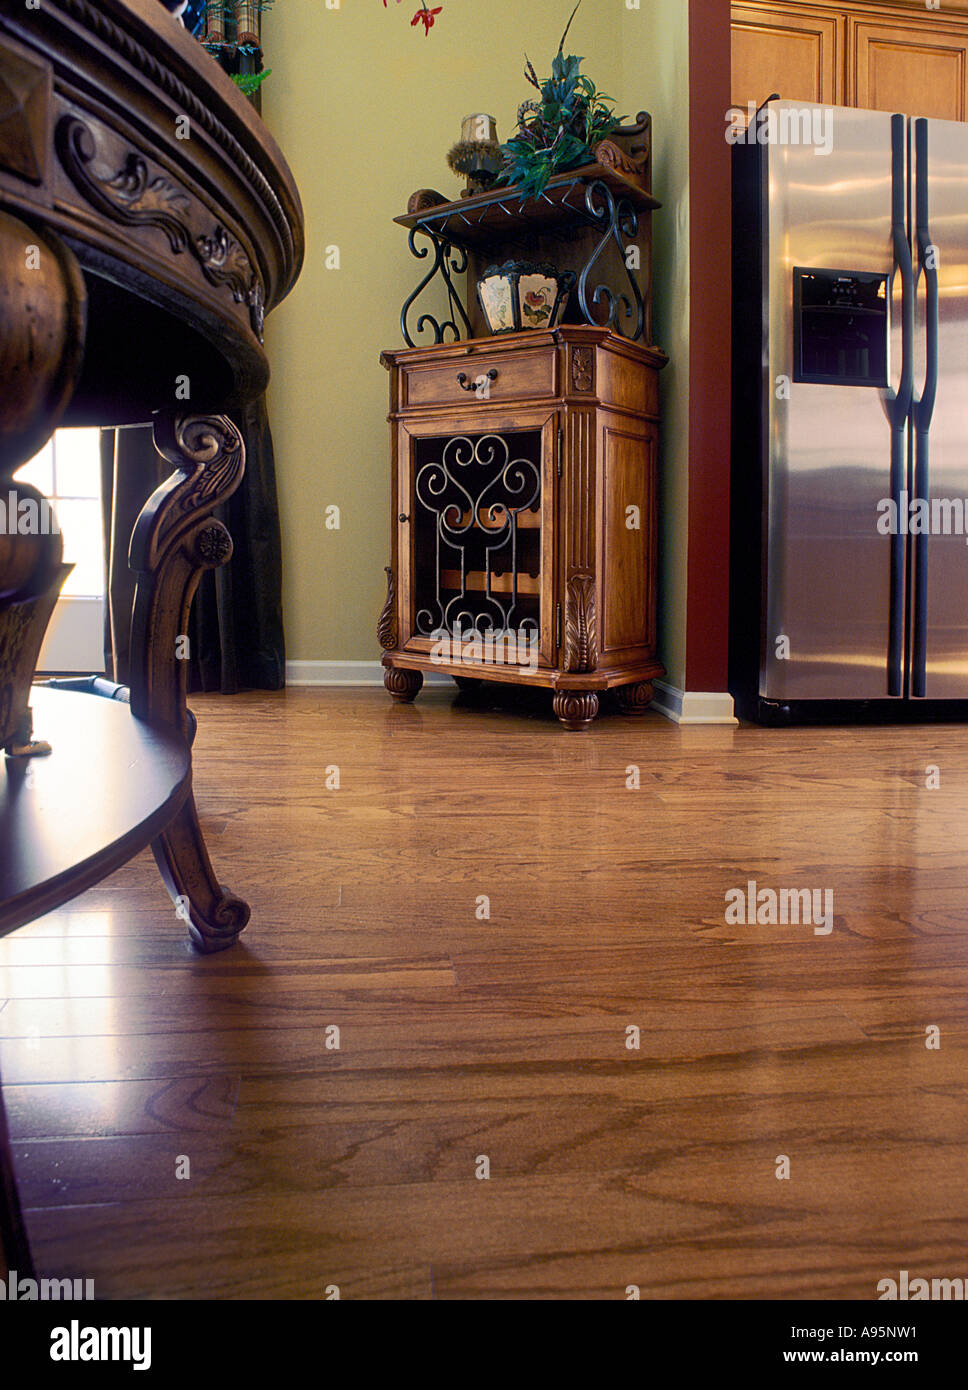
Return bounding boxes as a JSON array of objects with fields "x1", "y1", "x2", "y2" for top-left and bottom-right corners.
[
  {"x1": 55, "y1": 0, "x2": 293, "y2": 260},
  {"x1": 55, "y1": 115, "x2": 265, "y2": 341},
  {"x1": 563, "y1": 571, "x2": 598, "y2": 673}
]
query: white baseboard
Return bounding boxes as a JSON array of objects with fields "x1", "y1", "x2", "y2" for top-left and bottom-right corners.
[
  {"x1": 651, "y1": 680, "x2": 738, "y2": 725},
  {"x1": 287, "y1": 664, "x2": 737, "y2": 725},
  {"x1": 285, "y1": 660, "x2": 450, "y2": 687}
]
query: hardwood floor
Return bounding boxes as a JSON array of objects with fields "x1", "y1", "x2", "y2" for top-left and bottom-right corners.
[{"x1": 3, "y1": 686, "x2": 968, "y2": 1299}]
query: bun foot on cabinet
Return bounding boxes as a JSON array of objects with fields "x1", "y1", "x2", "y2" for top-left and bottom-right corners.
[
  {"x1": 384, "y1": 667, "x2": 423, "y2": 702},
  {"x1": 553, "y1": 690, "x2": 599, "y2": 731},
  {"x1": 615, "y1": 680, "x2": 655, "y2": 714}
]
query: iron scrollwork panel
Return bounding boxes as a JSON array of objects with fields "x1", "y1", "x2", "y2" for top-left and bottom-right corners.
[
  {"x1": 400, "y1": 225, "x2": 472, "y2": 348},
  {"x1": 412, "y1": 432, "x2": 542, "y2": 645},
  {"x1": 577, "y1": 178, "x2": 645, "y2": 342}
]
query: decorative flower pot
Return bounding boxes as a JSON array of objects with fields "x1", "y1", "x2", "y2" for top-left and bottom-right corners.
[{"x1": 477, "y1": 262, "x2": 575, "y2": 334}]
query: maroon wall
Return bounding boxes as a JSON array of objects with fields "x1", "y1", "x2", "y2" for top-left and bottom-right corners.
[{"x1": 685, "y1": 0, "x2": 733, "y2": 691}]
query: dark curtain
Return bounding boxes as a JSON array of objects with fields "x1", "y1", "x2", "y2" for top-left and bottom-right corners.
[{"x1": 99, "y1": 396, "x2": 286, "y2": 693}]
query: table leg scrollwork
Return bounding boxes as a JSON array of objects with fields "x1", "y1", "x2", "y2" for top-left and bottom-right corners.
[{"x1": 128, "y1": 413, "x2": 251, "y2": 952}]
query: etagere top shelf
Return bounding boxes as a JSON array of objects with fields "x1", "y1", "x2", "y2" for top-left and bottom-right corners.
[
  {"x1": 393, "y1": 117, "x2": 661, "y2": 348},
  {"x1": 395, "y1": 163, "x2": 661, "y2": 250}
]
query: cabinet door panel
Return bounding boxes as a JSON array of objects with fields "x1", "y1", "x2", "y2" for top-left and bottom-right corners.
[
  {"x1": 599, "y1": 419, "x2": 657, "y2": 660},
  {"x1": 850, "y1": 19, "x2": 967, "y2": 121},
  {"x1": 397, "y1": 412, "x2": 557, "y2": 668},
  {"x1": 732, "y1": 4, "x2": 843, "y2": 110}
]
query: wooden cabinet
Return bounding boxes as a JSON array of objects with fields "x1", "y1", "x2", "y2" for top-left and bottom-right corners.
[
  {"x1": 378, "y1": 328, "x2": 666, "y2": 730},
  {"x1": 732, "y1": 2, "x2": 968, "y2": 120},
  {"x1": 732, "y1": 3, "x2": 844, "y2": 108},
  {"x1": 849, "y1": 15, "x2": 968, "y2": 120}
]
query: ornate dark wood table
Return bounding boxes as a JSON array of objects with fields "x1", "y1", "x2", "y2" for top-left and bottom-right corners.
[{"x1": 0, "y1": 0, "x2": 304, "y2": 1275}]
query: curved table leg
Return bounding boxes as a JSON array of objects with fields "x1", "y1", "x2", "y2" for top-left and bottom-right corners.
[
  {"x1": 128, "y1": 414, "x2": 251, "y2": 952},
  {"x1": 152, "y1": 788, "x2": 250, "y2": 953}
]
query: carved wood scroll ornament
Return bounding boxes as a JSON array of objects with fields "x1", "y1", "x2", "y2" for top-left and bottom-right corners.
[
  {"x1": 377, "y1": 566, "x2": 398, "y2": 650},
  {"x1": 563, "y1": 571, "x2": 598, "y2": 673},
  {"x1": 571, "y1": 346, "x2": 594, "y2": 392},
  {"x1": 55, "y1": 115, "x2": 266, "y2": 342}
]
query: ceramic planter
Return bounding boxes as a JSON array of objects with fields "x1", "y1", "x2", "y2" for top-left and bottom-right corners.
[{"x1": 477, "y1": 262, "x2": 575, "y2": 334}]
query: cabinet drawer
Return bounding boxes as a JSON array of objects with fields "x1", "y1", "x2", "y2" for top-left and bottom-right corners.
[{"x1": 401, "y1": 348, "x2": 557, "y2": 408}]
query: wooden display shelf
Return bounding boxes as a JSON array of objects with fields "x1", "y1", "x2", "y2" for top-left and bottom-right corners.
[
  {"x1": 396, "y1": 117, "x2": 659, "y2": 346},
  {"x1": 395, "y1": 161, "x2": 660, "y2": 250},
  {"x1": 440, "y1": 570, "x2": 541, "y2": 595},
  {"x1": 380, "y1": 327, "x2": 666, "y2": 728},
  {"x1": 452, "y1": 507, "x2": 541, "y2": 529}
]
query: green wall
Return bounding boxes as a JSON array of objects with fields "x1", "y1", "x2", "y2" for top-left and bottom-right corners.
[
  {"x1": 619, "y1": 0, "x2": 690, "y2": 690},
  {"x1": 262, "y1": 0, "x2": 689, "y2": 684}
]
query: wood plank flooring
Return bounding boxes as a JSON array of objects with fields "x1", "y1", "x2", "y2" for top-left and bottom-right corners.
[{"x1": 3, "y1": 686, "x2": 968, "y2": 1299}]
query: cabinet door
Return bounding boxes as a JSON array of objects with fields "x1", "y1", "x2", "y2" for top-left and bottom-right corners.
[
  {"x1": 849, "y1": 17, "x2": 968, "y2": 121},
  {"x1": 396, "y1": 410, "x2": 558, "y2": 670},
  {"x1": 731, "y1": 3, "x2": 844, "y2": 111},
  {"x1": 597, "y1": 415, "x2": 659, "y2": 665}
]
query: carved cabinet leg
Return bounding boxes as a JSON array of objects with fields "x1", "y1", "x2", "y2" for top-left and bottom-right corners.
[
  {"x1": 384, "y1": 666, "x2": 423, "y2": 702},
  {"x1": 128, "y1": 415, "x2": 251, "y2": 952},
  {"x1": 553, "y1": 690, "x2": 599, "y2": 731},
  {"x1": 615, "y1": 680, "x2": 655, "y2": 714}
]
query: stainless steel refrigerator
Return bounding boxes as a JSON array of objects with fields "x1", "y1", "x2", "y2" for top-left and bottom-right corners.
[{"x1": 730, "y1": 100, "x2": 968, "y2": 723}]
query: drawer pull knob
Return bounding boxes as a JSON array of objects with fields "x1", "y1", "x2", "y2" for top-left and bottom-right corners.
[
  {"x1": 398, "y1": 513, "x2": 410, "y2": 523},
  {"x1": 457, "y1": 369, "x2": 498, "y2": 391}
]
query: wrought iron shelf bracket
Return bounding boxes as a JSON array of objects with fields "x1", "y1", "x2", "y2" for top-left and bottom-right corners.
[
  {"x1": 576, "y1": 178, "x2": 644, "y2": 342},
  {"x1": 400, "y1": 226, "x2": 473, "y2": 348}
]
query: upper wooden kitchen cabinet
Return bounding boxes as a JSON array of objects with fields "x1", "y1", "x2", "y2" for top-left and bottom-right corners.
[
  {"x1": 732, "y1": 1, "x2": 968, "y2": 121},
  {"x1": 731, "y1": 3, "x2": 845, "y2": 108},
  {"x1": 849, "y1": 11, "x2": 968, "y2": 121}
]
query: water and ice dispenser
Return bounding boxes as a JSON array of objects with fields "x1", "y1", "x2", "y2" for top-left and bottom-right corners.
[{"x1": 793, "y1": 268, "x2": 890, "y2": 387}]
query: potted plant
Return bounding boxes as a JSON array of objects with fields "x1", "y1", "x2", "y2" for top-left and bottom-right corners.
[{"x1": 497, "y1": 1, "x2": 624, "y2": 201}]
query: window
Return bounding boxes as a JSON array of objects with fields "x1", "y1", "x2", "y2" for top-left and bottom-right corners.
[{"x1": 14, "y1": 429, "x2": 105, "y2": 672}]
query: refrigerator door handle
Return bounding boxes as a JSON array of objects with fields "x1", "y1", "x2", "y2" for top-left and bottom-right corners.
[
  {"x1": 889, "y1": 113, "x2": 915, "y2": 697},
  {"x1": 912, "y1": 117, "x2": 940, "y2": 698}
]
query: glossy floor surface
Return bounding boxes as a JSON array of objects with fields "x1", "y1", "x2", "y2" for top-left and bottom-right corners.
[{"x1": 2, "y1": 687, "x2": 968, "y2": 1299}]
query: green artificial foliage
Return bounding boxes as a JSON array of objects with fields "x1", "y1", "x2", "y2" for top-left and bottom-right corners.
[
  {"x1": 231, "y1": 67, "x2": 272, "y2": 94},
  {"x1": 497, "y1": 1, "x2": 624, "y2": 201}
]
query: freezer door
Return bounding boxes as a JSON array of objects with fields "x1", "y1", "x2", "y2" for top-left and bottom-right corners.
[
  {"x1": 761, "y1": 103, "x2": 903, "y2": 701},
  {"x1": 912, "y1": 116, "x2": 968, "y2": 699}
]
